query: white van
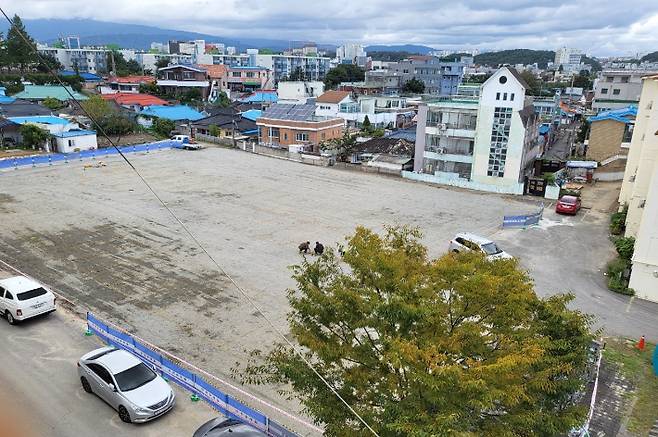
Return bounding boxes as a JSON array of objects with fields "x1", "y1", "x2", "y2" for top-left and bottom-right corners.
[{"x1": 0, "y1": 276, "x2": 56, "y2": 324}]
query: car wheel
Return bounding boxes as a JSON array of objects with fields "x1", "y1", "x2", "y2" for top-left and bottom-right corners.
[
  {"x1": 80, "y1": 377, "x2": 92, "y2": 393},
  {"x1": 118, "y1": 406, "x2": 131, "y2": 423},
  {"x1": 452, "y1": 249, "x2": 459, "y2": 253},
  {"x1": 6, "y1": 311, "x2": 16, "y2": 325}
]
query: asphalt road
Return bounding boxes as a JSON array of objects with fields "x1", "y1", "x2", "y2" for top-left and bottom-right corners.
[{"x1": 0, "y1": 307, "x2": 218, "y2": 437}]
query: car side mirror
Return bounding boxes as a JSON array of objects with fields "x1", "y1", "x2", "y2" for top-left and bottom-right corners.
[{"x1": 109, "y1": 383, "x2": 117, "y2": 392}]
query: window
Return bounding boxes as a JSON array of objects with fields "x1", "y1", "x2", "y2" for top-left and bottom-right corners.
[
  {"x1": 487, "y1": 107, "x2": 512, "y2": 177},
  {"x1": 284, "y1": 133, "x2": 288, "y2": 140},
  {"x1": 503, "y1": 93, "x2": 508, "y2": 101},
  {"x1": 496, "y1": 92, "x2": 500, "y2": 100},
  {"x1": 499, "y1": 75, "x2": 507, "y2": 84},
  {"x1": 295, "y1": 132, "x2": 309, "y2": 142},
  {"x1": 601, "y1": 88, "x2": 608, "y2": 94},
  {"x1": 606, "y1": 76, "x2": 614, "y2": 82},
  {"x1": 114, "y1": 363, "x2": 157, "y2": 392},
  {"x1": 246, "y1": 72, "x2": 255, "y2": 78},
  {"x1": 3, "y1": 290, "x2": 13, "y2": 300},
  {"x1": 613, "y1": 89, "x2": 621, "y2": 95},
  {"x1": 17, "y1": 287, "x2": 48, "y2": 301},
  {"x1": 87, "y1": 363, "x2": 114, "y2": 385},
  {"x1": 510, "y1": 93, "x2": 515, "y2": 101},
  {"x1": 621, "y1": 76, "x2": 630, "y2": 83},
  {"x1": 232, "y1": 71, "x2": 241, "y2": 77}
]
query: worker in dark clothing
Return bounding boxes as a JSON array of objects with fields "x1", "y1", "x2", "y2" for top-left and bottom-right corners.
[
  {"x1": 314, "y1": 242, "x2": 324, "y2": 256},
  {"x1": 298, "y1": 241, "x2": 310, "y2": 254}
]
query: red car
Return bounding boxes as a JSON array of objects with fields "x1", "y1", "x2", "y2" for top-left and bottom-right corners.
[{"x1": 556, "y1": 195, "x2": 581, "y2": 215}]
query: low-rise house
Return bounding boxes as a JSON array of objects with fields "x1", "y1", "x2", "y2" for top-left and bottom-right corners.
[
  {"x1": 256, "y1": 103, "x2": 344, "y2": 152},
  {"x1": 157, "y1": 65, "x2": 210, "y2": 100},
  {"x1": 60, "y1": 71, "x2": 103, "y2": 90},
  {"x1": 0, "y1": 99, "x2": 51, "y2": 117},
  {"x1": 238, "y1": 90, "x2": 278, "y2": 105},
  {"x1": 277, "y1": 81, "x2": 324, "y2": 104},
  {"x1": 7, "y1": 115, "x2": 97, "y2": 153},
  {"x1": 315, "y1": 90, "x2": 353, "y2": 117},
  {"x1": 225, "y1": 66, "x2": 273, "y2": 92},
  {"x1": 587, "y1": 106, "x2": 636, "y2": 178},
  {"x1": 192, "y1": 109, "x2": 260, "y2": 142},
  {"x1": 101, "y1": 93, "x2": 169, "y2": 112},
  {"x1": 351, "y1": 137, "x2": 414, "y2": 172},
  {"x1": 335, "y1": 94, "x2": 415, "y2": 129},
  {"x1": 137, "y1": 105, "x2": 205, "y2": 127},
  {"x1": 100, "y1": 75, "x2": 155, "y2": 94},
  {"x1": 13, "y1": 85, "x2": 88, "y2": 102}
]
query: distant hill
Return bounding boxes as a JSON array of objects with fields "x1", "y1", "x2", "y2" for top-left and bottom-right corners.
[
  {"x1": 474, "y1": 49, "x2": 555, "y2": 68},
  {"x1": 641, "y1": 51, "x2": 658, "y2": 62},
  {"x1": 3, "y1": 18, "x2": 336, "y2": 52},
  {"x1": 366, "y1": 44, "x2": 435, "y2": 54}
]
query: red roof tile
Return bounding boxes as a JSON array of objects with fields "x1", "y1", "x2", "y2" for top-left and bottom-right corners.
[
  {"x1": 198, "y1": 64, "x2": 228, "y2": 79},
  {"x1": 110, "y1": 75, "x2": 155, "y2": 84},
  {"x1": 316, "y1": 90, "x2": 351, "y2": 104},
  {"x1": 101, "y1": 93, "x2": 168, "y2": 106}
]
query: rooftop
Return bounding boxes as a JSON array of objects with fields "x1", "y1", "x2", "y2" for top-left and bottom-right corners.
[
  {"x1": 101, "y1": 93, "x2": 169, "y2": 107},
  {"x1": 589, "y1": 106, "x2": 637, "y2": 124},
  {"x1": 109, "y1": 75, "x2": 155, "y2": 84},
  {"x1": 13, "y1": 85, "x2": 88, "y2": 101},
  {"x1": 60, "y1": 71, "x2": 103, "y2": 82},
  {"x1": 259, "y1": 103, "x2": 341, "y2": 123},
  {"x1": 52, "y1": 129, "x2": 97, "y2": 138},
  {"x1": 8, "y1": 115, "x2": 70, "y2": 125},
  {"x1": 139, "y1": 105, "x2": 205, "y2": 121},
  {"x1": 316, "y1": 90, "x2": 351, "y2": 104},
  {"x1": 239, "y1": 90, "x2": 278, "y2": 103}
]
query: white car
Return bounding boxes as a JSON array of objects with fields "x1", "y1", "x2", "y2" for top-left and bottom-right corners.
[
  {"x1": 0, "y1": 276, "x2": 56, "y2": 324},
  {"x1": 448, "y1": 233, "x2": 513, "y2": 260},
  {"x1": 77, "y1": 347, "x2": 175, "y2": 423}
]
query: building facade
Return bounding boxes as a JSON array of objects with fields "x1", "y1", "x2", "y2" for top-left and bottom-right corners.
[
  {"x1": 554, "y1": 47, "x2": 583, "y2": 66},
  {"x1": 156, "y1": 65, "x2": 210, "y2": 99},
  {"x1": 37, "y1": 45, "x2": 109, "y2": 74},
  {"x1": 409, "y1": 67, "x2": 540, "y2": 194},
  {"x1": 593, "y1": 69, "x2": 658, "y2": 113},
  {"x1": 618, "y1": 74, "x2": 658, "y2": 302},
  {"x1": 336, "y1": 44, "x2": 366, "y2": 64}
]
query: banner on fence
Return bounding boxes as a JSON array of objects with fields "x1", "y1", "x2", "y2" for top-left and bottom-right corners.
[
  {"x1": 86, "y1": 312, "x2": 299, "y2": 437},
  {"x1": 0, "y1": 140, "x2": 178, "y2": 171},
  {"x1": 502, "y1": 204, "x2": 545, "y2": 228}
]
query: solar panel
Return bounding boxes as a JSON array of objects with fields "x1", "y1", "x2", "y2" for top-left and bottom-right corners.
[{"x1": 263, "y1": 104, "x2": 316, "y2": 121}]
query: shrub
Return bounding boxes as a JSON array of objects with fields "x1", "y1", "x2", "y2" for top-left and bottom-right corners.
[
  {"x1": 610, "y1": 205, "x2": 628, "y2": 235},
  {"x1": 19, "y1": 124, "x2": 50, "y2": 148},
  {"x1": 152, "y1": 118, "x2": 175, "y2": 138},
  {"x1": 42, "y1": 97, "x2": 64, "y2": 111},
  {"x1": 614, "y1": 237, "x2": 635, "y2": 261},
  {"x1": 208, "y1": 124, "x2": 220, "y2": 137},
  {"x1": 606, "y1": 258, "x2": 633, "y2": 295}
]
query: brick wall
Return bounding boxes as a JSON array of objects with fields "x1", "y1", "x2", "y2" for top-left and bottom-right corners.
[
  {"x1": 588, "y1": 119, "x2": 626, "y2": 162},
  {"x1": 257, "y1": 117, "x2": 344, "y2": 151}
]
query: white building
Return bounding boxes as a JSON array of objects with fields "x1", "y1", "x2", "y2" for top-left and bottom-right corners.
[
  {"x1": 7, "y1": 115, "x2": 97, "y2": 153},
  {"x1": 555, "y1": 47, "x2": 583, "y2": 66},
  {"x1": 408, "y1": 67, "x2": 541, "y2": 194},
  {"x1": 315, "y1": 90, "x2": 354, "y2": 117},
  {"x1": 336, "y1": 44, "x2": 366, "y2": 64},
  {"x1": 592, "y1": 68, "x2": 658, "y2": 113},
  {"x1": 134, "y1": 52, "x2": 194, "y2": 72},
  {"x1": 277, "y1": 81, "x2": 325, "y2": 104},
  {"x1": 226, "y1": 46, "x2": 237, "y2": 55},
  {"x1": 619, "y1": 74, "x2": 658, "y2": 301},
  {"x1": 37, "y1": 44, "x2": 109, "y2": 74}
]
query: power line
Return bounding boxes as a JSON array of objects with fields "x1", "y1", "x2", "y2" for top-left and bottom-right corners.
[{"x1": 0, "y1": 8, "x2": 379, "y2": 436}]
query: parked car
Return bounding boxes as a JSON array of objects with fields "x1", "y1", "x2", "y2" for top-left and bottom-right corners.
[
  {"x1": 0, "y1": 275, "x2": 56, "y2": 324},
  {"x1": 77, "y1": 346, "x2": 175, "y2": 423},
  {"x1": 193, "y1": 418, "x2": 265, "y2": 436},
  {"x1": 448, "y1": 233, "x2": 513, "y2": 260},
  {"x1": 555, "y1": 195, "x2": 581, "y2": 215},
  {"x1": 172, "y1": 134, "x2": 202, "y2": 150}
]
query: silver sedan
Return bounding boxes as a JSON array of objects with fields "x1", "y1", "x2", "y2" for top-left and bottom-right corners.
[{"x1": 77, "y1": 346, "x2": 175, "y2": 423}]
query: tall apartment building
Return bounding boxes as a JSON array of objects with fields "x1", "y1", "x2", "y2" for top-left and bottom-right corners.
[
  {"x1": 408, "y1": 67, "x2": 540, "y2": 194},
  {"x1": 592, "y1": 69, "x2": 658, "y2": 112},
  {"x1": 618, "y1": 74, "x2": 658, "y2": 302},
  {"x1": 37, "y1": 44, "x2": 108, "y2": 74},
  {"x1": 386, "y1": 56, "x2": 464, "y2": 95},
  {"x1": 336, "y1": 44, "x2": 366, "y2": 64},
  {"x1": 554, "y1": 47, "x2": 583, "y2": 66}
]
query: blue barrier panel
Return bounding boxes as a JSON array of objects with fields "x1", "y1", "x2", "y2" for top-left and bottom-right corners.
[
  {"x1": 160, "y1": 356, "x2": 198, "y2": 393},
  {"x1": 503, "y1": 205, "x2": 544, "y2": 228},
  {"x1": 268, "y1": 420, "x2": 300, "y2": 437},
  {"x1": 228, "y1": 396, "x2": 267, "y2": 428},
  {"x1": 653, "y1": 345, "x2": 657, "y2": 376}
]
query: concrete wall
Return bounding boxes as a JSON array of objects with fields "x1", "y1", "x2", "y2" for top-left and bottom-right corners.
[
  {"x1": 588, "y1": 119, "x2": 626, "y2": 162},
  {"x1": 413, "y1": 105, "x2": 428, "y2": 172},
  {"x1": 402, "y1": 170, "x2": 524, "y2": 194},
  {"x1": 55, "y1": 134, "x2": 97, "y2": 154}
]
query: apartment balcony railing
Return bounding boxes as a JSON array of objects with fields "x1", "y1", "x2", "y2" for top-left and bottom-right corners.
[
  {"x1": 425, "y1": 145, "x2": 473, "y2": 156},
  {"x1": 426, "y1": 121, "x2": 477, "y2": 130}
]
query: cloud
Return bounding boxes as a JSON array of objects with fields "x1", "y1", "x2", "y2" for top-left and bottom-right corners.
[{"x1": 1, "y1": 0, "x2": 657, "y2": 55}]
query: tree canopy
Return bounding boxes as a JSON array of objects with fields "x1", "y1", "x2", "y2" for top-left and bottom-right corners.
[
  {"x1": 474, "y1": 49, "x2": 555, "y2": 69},
  {"x1": 4, "y1": 15, "x2": 37, "y2": 72},
  {"x1": 239, "y1": 225, "x2": 593, "y2": 436},
  {"x1": 20, "y1": 124, "x2": 50, "y2": 148},
  {"x1": 402, "y1": 77, "x2": 425, "y2": 94},
  {"x1": 324, "y1": 64, "x2": 365, "y2": 89}
]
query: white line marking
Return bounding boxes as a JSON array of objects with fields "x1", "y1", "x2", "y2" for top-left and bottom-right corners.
[{"x1": 625, "y1": 296, "x2": 635, "y2": 313}]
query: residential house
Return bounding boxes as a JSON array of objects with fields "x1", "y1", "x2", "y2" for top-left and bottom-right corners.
[
  {"x1": 409, "y1": 67, "x2": 541, "y2": 195},
  {"x1": 13, "y1": 85, "x2": 88, "y2": 102},
  {"x1": 191, "y1": 108, "x2": 260, "y2": 142},
  {"x1": 101, "y1": 93, "x2": 169, "y2": 112},
  {"x1": 277, "y1": 81, "x2": 324, "y2": 104},
  {"x1": 100, "y1": 76, "x2": 156, "y2": 94},
  {"x1": 351, "y1": 137, "x2": 414, "y2": 173},
  {"x1": 587, "y1": 106, "x2": 636, "y2": 177},
  {"x1": 7, "y1": 115, "x2": 97, "y2": 153},
  {"x1": 0, "y1": 99, "x2": 51, "y2": 118},
  {"x1": 60, "y1": 71, "x2": 102, "y2": 90},
  {"x1": 618, "y1": 74, "x2": 658, "y2": 302},
  {"x1": 157, "y1": 65, "x2": 210, "y2": 100},
  {"x1": 134, "y1": 52, "x2": 194, "y2": 72},
  {"x1": 137, "y1": 105, "x2": 205, "y2": 127},
  {"x1": 334, "y1": 95, "x2": 414, "y2": 128},
  {"x1": 315, "y1": 91, "x2": 354, "y2": 117},
  {"x1": 256, "y1": 103, "x2": 344, "y2": 152},
  {"x1": 225, "y1": 66, "x2": 273, "y2": 92},
  {"x1": 0, "y1": 118, "x2": 21, "y2": 146},
  {"x1": 593, "y1": 69, "x2": 658, "y2": 113}
]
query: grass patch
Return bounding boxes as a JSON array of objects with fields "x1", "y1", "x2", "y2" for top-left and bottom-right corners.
[{"x1": 603, "y1": 338, "x2": 658, "y2": 435}]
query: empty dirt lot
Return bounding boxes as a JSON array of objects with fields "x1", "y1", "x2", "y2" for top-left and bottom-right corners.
[{"x1": 1, "y1": 147, "x2": 656, "y2": 426}]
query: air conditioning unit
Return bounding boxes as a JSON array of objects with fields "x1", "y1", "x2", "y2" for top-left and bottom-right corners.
[
  {"x1": 438, "y1": 123, "x2": 447, "y2": 130},
  {"x1": 437, "y1": 147, "x2": 446, "y2": 154}
]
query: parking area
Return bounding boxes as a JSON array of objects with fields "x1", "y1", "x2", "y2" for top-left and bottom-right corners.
[
  {"x1": 0, "y1": 304, "x2": 218, "y2": 437},
  {"x1": 1, "y1": 146, "x2": 657, "y2": 417}
]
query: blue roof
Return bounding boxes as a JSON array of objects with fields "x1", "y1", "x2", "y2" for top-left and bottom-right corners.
[
  {"x1": 539, "y1": 125, "x2": 551, "y2": 135},
  {"x1": 589, "y1": 106, "x2": 637, "y2": 124},
  {"x1": 139, "y1": 105, "x2": 205, "y2": 121},
  {"x1": 241, "y1": 109, "x2": 262, "y2": 121},
  {"x1": 60, "y1": 71, "x2": 103, "y2": 81},
  {"x1": 0, "y1": 95, "x2": 16, "y2": 104},
  {"x1": 239, "y1": 91, "x2": 278, "y2": 103},
  {"x1": 52, "y1": 129, "x2": 97, "y2": 138},
  {"x1": 385, "y1": 127, "x2": 416, "y2": 142},
  {"x1": 8, "y1": 116, "x2": 70, "y2": 125}
]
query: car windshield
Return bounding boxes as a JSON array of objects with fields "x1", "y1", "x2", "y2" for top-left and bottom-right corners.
[
  {"x1": 561, "y1": 197, "x2": 577, "y2": 204},
  {"x1": 17, "y1": 287, "x2": 48, "y2": 301},
  {"x1": 481, "y1": 242, "x2": 502, "y2": 255},
  {"x1": 114, "y1": 363, "x2": 156, "y2": 392}
]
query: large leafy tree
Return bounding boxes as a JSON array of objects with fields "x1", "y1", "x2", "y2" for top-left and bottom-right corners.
[
  {"x1": 6, "y1": 15, "x2": 37, "y2": 72},
  {"x1": 239, "y1": 226, "x2": 593, "y2": 436},
  {"x1": 324, "y1": 64, "x2": 365, "y2": 89},
  {"x1": 20, "y1": 124, "x2": 50, "y2": 149},
  {"x1": 402, "y1": 77, "x2": 425, "y2": 94}
]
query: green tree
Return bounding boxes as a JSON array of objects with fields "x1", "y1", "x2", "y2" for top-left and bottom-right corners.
[
  {"x1": 20, "y1": 124, "x2": 50, "y2": 149},
  {"x1": 239, "y1": 226, "x2": 593, "y2": 436},
  {"x1": 139, "y1": 81, "x2": 160, "y2": 95},
  {"x1": 324, "y1": 64, "x2": 365, "y2": 89},
  {"x1": 361, "y1": 115, "x2": 372, "y2": 133},
  {"x1": 6, "y1": 15, "x2": 37, "y2": 72},
  {"x1": 42, "y1": 97, "x2": 64, "y2": 111},
  {"x1": 614, "y1": 236, "x2": 635, "y2": 261},
  {"x1": 179, "y1": 88, "x2": 201, "y2": 104},
  {"x1": 320, "y1": 129, "x2": 358, "y2": 162},
  {"x1": 80, "y1": 94, "x2": 114, "y2": 122},
  {"x1": 372, "y1": 127, "x2": 385, "y2": 138},
  {"x1": 98, "y1": 113, "x2": 136, "y2": 136},
  {"x1": 155, "y1": 58, "x2": 170, "y2": 70},
  {"x1": 208, "y1": 124, "x2": 220, "y2": 137},
  {"x1": 572, "y1": 73, "x2": 593, "y2": 90},
  {"x1": 212, "y1": 91, "x2": 230, "y2": 108},
  {"x1": 36, "y1": 53, "x2": 63, "y2": 73},
  {"x1": 577, "y1": 120, "x2": 590, "y2": 144},
  {"x1": 152, "y1": 118, "x2": 176, "y2": 137},
  {"x1": 288, "y1": 67, "x2": 306, "y2": 81},
  {"x1": 125, "y1": 59, "x2": 142, "y2": 75},
  {"x1": 402, "y1": 77, "x2": 425, "y2": 94},
  {"x1": 520, "y1": 70, "x2": 542, "y2": 95}
]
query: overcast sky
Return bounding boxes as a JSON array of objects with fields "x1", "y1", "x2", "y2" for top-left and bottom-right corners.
[{"x1": 4, "y1": 0, "x2": 658, "y2": 56}]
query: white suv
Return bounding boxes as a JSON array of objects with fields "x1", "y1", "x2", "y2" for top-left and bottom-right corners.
[
  {"x1": 449, "y1": 233, "x2": 513, "y2": 260},
  {"x1": 0, "y1": 276, "x2": 56, "y2": 324}
]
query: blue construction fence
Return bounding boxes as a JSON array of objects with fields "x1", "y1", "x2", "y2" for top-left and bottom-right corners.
[
  {"x1": 87, "y1": 312, "x2": 299, "y2": 437},
  {"x1": 654, "y1": 344, "x2": 658, "y2": 376},
  {"x1": 502, "y1": 204, "x2": 545, "y2": 228},
  {"x1": 0, "y1": 140, "x2": 179, "y2": 171}
]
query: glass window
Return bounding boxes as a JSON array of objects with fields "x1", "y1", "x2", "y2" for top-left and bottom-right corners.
[
  {"x1": 613, "y1": 89, "x2": 621, "y2": 95},
  {"x1": 4, "y1": 291, "x2": 13, "y2": 300},
  {"x1": 601, "y1": 88, "x2": 608, "y2": 94},
  {"x1": 503, "y1": 93, "x2": 507, "y2": 100},
  {"x1": 114, "y1": 363, "x2": 157, "y2": 392},
  {"x1": 496, "y1": 92, "x2": 500, "y2": 100},
  {"x1": 17, "y1": 287, "x2": 48, "y2": 301},
  {"x1": 295, "y1": 132, "x2": 309, "y2": 142},
  {"x1": 481, "y1": 242, "x2": 502, "y2": 255},
  {"x1": 88, "y1": 363, "x2": 113, "y2": 385},
  {"x1": 510, "y1": 93, "x2": 515, "y2": 101}
]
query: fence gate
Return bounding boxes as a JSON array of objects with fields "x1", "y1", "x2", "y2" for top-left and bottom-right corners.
[{"x1": 526, "y1": 177, "x2": 547, "y2": 196}]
